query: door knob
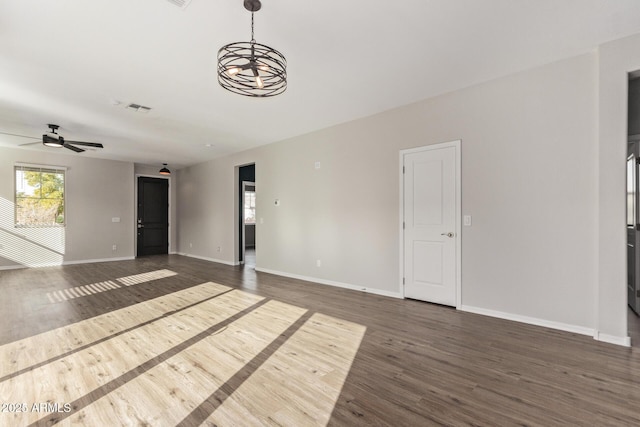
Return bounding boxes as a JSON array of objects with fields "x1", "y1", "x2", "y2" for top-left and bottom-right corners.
[{"x1": 441, "y1": 232, "x2": 454, "y2": 238}]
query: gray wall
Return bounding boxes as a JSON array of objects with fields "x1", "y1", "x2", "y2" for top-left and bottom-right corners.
[
  {"x1": 177, "y1": 52, "x2": 601, "y2": 335},
  {"x1": 0, "y1": 146, "x2": 135, "y2": 267}
]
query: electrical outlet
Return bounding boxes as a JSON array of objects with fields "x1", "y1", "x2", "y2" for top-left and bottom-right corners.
[
  {"x1": 190, "y1": 242, "x2": 193, "y2": 248},
  {"x1": 112, "y1": 244, "x2": 117, "y2": 251},
  {"x1": 217, "y1": 246, "x2": 221, "y2": 252},
  {"x1": 316, "y1": 259, "x2": 322, "y2": 267}
]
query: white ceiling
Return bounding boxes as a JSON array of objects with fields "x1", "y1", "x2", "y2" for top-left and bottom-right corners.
[{"x1": 2, "y1": 0, "x2": 640, "y2": 169}]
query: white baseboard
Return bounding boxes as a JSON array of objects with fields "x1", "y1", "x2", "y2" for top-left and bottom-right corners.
[
  {"x1": 460, "y1": 305, "x2": 631, "y2": 347},
  {"x1": 177, "y1": 252, "x2": 239, "y2": 266},
  {"x1": 255, "y1": 267, "x2": 403, "y2": 299},
  {"x1": 0, "y1": 264, "x2": 28, "y2": 271},
  {"x1": 594, "y1": 331, "x2": 632, "y2": 347},
  {"x1": 0, "y1": 256, "x2": 136, "y2": 270},
  {"x1": 459, "y1": 304, "x2": 596, "y2": 337},
  {"x1": 63, "y1": 256, "x2": 135, "y2": 266}
]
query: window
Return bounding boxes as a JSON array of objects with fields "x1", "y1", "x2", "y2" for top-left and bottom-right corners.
[
  {"x1": 15, "y1": 165, "x2": 65, "y2": 227},
  {"x1": 244, "y1": 190, "x2": 256, "y2": 224}
]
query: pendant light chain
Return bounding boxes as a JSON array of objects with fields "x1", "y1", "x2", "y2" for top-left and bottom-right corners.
[{"x1": 251, "y1": 12, "x2": 255, "y2": 44}]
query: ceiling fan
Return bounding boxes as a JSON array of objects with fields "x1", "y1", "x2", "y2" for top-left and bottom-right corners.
[{"x1": 0, "y1": 124, "x2": 104, "y2": 153}]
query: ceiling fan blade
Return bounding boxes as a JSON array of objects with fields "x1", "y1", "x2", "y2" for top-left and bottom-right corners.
[
  {"x1": 64, "y1": 140, "x2": 103, "y2": 148},
  {"x1": 19, "y1": 141, "x2": 42, "y2": 147},
  {"x1": 0, "y1": 131, "x2": 39, "y2": 140},
  {"x1": 63, "y1": 143, "x2": 85, "y2": 153}
]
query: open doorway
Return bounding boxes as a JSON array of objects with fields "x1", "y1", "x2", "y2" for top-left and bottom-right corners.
[
  {"x1": 238, "y1": 164, "x2": 255, "y2": 267},
  {"x1": 627, "y1": 73, "x2": 640, "y2": 346},
  {"x1": 243, "y1": 182, "x2": 256, "y2": 267}
]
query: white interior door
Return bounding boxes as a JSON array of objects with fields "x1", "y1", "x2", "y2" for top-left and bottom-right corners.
[{"x1": 402, "y1": 142, "x2": 460, "y2": 306}]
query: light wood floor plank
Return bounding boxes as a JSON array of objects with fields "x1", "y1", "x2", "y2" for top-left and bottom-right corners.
[
  {"x1": 0, "y1": 287, "x2": 264, "y2": 426},
  {"x1": 0, "y1": 281, "x2": 231, "y2": 379},
  {"x1": 204, "y1": 313, "x2": 366, "y2": 427},
  {"x1": 66, "y1": 300, "x2": 307, "y2": 426}
]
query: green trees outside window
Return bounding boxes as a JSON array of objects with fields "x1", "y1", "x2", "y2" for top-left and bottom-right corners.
[{"x1": 15, "y1": 166, "x2": 65, "y2": 227}]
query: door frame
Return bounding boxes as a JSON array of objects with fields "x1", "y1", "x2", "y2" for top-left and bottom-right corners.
[
  {"x1": 399, "y1": 140, "x2": 462, "y2": 308},
  {"x1": 134, "y1": 174, "x2": 171, "y2": 257}
]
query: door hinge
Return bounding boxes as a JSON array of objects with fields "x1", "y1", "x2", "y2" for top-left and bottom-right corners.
[
  {"x1": 403, "y1": 222, "x2": 405, "y2": 229},
  {"x1": 402, "y1": 166, "x2": 405, "y2": 174},
  {"x1": 402, "y1": 277, "x2": 405, "y2": 285}
]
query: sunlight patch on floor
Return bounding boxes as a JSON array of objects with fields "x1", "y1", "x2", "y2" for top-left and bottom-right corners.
[
  {"x1": 47, "y1": 280, "x2": 121, "y2": 302},
  {"x1": 45, "y1": 269, "x2": 179, "y2": 302},
  {"x1": 0, "y1": 280, "x2": 367, "y2": 426},
  {"x1": 116, "y1": 269, "x2": 177, "y2": 287},
  {"x1": 206, "y1": 313, "x2": 367, "y2": 426},
  {"x1": 1, "y1": 282, "x2": 231, "y2": 378},
  {"x1": 0, "y1": 285, "x2": 260, "y2": 425},
  {"x1": 69, "y1": 300, "x2": 307, "y2": 426}
]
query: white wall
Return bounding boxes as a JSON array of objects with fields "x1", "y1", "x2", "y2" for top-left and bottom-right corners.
[
  {"x1": 177, "y1": 52, "x2": 600, "y2": 334},
  {"x1": 176, "y1": 154, "x2": 246, "y2": 265},
  {"x1": 0, "y1": 146, "x2": 135, "y2": 268}
]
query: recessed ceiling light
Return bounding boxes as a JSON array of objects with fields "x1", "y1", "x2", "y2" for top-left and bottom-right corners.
[{"x1": 205, "y1": 144, "x2": 212, "y2": 147}]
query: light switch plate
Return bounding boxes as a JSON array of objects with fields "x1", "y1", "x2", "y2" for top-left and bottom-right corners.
[{"x1": 464, "y1": 215, "x2": 472, "y2": 226}]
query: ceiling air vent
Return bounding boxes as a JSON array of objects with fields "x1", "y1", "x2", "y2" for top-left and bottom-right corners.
[
  {"x1": 166, "y1": 0, "x2": 193, "y2": 10},
  {"x1": 126, "y1": 103, "x2": 152, "y2": 114}
]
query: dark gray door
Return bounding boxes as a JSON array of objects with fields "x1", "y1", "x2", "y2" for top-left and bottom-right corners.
[{"x1": 137, "y1": 177, "x2": 168, "y2": 256}]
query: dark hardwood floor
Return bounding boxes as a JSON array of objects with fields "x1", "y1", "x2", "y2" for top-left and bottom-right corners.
[
  {"x1": 244, "y1": 247, "x2": 256, "y2": 268},
  {"x1": 1, "y1": 255, "x2": 640, "y2": 426}
]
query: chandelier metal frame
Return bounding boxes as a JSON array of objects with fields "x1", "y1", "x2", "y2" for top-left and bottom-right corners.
[{"x1": 217, "y1": 0, "x2": 287, "y2": 97}]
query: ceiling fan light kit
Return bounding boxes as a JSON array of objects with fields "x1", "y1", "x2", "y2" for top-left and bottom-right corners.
[
  {"x1": 217, "y1": 0, "x2": 287, "y2": 97},
  {"x1": 43, "y1": 125, "x2": 63, "y2": 148},
  {"x1": 159, "y1": 163, "x2": 171, "y2": 175}
]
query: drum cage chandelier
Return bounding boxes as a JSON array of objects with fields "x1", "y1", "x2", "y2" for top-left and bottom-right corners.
[{"x1": 217, "y1": 0, "x2": 287, "y2": 97}]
